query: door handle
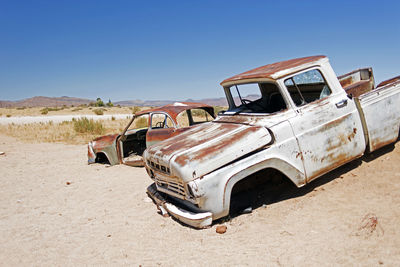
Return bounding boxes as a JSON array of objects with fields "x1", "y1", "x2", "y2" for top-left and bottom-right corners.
[{"x1": 335, "y1": 99, "x2": 348, "y2": 108}]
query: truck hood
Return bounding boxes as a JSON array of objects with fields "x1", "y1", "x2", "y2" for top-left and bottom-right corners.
[{"x1": 144, "y1": 121, "x2": 273, "y2": 182}]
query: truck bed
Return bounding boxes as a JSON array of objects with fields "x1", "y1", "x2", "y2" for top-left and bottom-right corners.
[
  {"x1": 356, "y1": 75, "x2": 400, "y2": 152},
  {"x1": 338, "y1": 68, "x2": 375, "y2": 97}
]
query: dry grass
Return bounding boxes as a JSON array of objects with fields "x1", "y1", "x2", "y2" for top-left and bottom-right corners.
[
  {"x1": 0, "y1": 105, "x2": 225, "y2": 144},
  {"x1": 0, "y1": 118, "x2": 131, "y2": 144}
]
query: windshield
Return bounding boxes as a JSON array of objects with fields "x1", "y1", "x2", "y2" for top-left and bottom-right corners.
[{"x1": 226, "y1": 82, "x2": 287, "y2": 114}]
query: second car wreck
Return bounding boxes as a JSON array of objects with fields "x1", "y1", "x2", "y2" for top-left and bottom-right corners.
[
  {"x1": 88, "y1": 102, "x2": 215, "y2": 167},
  {"x1": 144, "y1": 55, "x2": 400, "y2": 228}
]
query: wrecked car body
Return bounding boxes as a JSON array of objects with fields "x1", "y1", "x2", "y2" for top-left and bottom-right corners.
[
  {"x1": 144, "y1": 56, "x2": 400, "y2": 228},
  {"x1": 88, "y1": 102, "x2": 215, "y2": 166}
]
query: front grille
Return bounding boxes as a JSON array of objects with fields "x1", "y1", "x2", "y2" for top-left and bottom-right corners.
[
  {"x1": 155, "y1": 175, "x2": 186, "y2": 198},
  {"x1": 147, "y1": 159, "x2": 170, "y2": 174}
]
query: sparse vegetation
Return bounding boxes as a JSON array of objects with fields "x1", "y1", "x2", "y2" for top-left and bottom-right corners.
[
  {"x1": 0, "y1": 106, "x2": 140, "y2": 116},
  {"x1": 89, "y1": 97, "x2": 106, "y2": 107},
  {"x1": 134, "y1": 116, "x2": 148, "y2": 128},
  {"x1": 106, "y1": 99, "x2": 114, "y2": 107},
  {"x1": 6, "y1": 114, "x2": 11, "y2": 118},
  {"x1": 214, "y1": 106, "x2": 227, "y2": 115},
  {"x1": 40, "y1": 107, "x2": 64, "y2": 114},
  {"x1": 0, "y1": 117, "x2": 131, "y2": 144},
  {"x1": 16, "y1": 107, "x2": 26, "y2": 110},
  {"x1": 131, "y1": 106, "x2": 141, "y2": 114},
  {"x1": 73, "y1": 117, "x2": 105, "y2": 135}
]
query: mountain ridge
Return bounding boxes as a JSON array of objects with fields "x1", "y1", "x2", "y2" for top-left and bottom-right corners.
[{"x1": 0, "y1": 96, "x2": 228, "y2": 108}]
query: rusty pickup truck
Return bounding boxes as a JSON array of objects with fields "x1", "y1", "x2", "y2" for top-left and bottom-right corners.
[{"x1": 144, "y1": 56, "x2": 400, "y2": 228}]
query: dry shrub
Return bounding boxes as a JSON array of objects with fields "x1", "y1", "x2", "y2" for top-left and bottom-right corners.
[
  {"x1": 6, "y1": 114, "x2": 11, "y2": 117},
  {"x1": 41, "y1": 107, "x2": 63, "y2": 114},
  {"x1": 73, "y1": 117, "x2": 105, "y2": 135},
  {"x1": 93, "y1": 108, "x2": 104, "y2": 115},
  {"x1": 131, "y1": 106, "x2": 141, "y2": 114},
  {"x1": 48, "y1": 107, "x2": 63, "y2": 111}
]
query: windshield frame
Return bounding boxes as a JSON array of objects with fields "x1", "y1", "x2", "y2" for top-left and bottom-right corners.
[{"x1": 223, "y1": 80, "x2": 288, "y2": 115}]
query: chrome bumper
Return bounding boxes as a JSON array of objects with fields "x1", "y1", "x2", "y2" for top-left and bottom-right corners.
[{"x1": 146, "y1": 183, "x2": 212, "y2": 229}]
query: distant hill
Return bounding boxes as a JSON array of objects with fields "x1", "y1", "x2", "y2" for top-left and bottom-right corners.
[
  {"x1": 0, "y1": 96, "x2": 93, "y2": 108},
  {"x1": 0, "y1": 96, "x2": 228, "y2": 108}
]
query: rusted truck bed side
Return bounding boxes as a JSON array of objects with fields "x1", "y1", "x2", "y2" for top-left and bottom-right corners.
[
  {"x1": 338, "y1": 68, "x2": 375, "y2": 97},
  {"x1": 356, "y1": 75, "x2": 400, "y2": 152}
]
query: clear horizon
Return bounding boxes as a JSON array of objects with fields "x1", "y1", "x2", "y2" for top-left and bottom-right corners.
[{"x1": 1, "y1": 0, "x2": 399, "y2": 102}]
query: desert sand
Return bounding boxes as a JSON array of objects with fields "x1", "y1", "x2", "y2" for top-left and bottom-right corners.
[{"x1": 0, "y1": 134, "x2": 399, "y2": 266}]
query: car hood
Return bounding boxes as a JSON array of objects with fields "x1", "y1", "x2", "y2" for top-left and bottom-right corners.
[{"x1": 144, "y1": 121, "x2": 273, "y2": 182}]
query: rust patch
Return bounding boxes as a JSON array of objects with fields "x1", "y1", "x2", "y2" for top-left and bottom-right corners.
[
  {"x1": 174, "y1": 126, "x2": 262, "y2": 167},
  {"x1": 93, "y1": 134, "x2": 118, "y2": 149},
  {"x1": 134, "y1": 102, "x2": 215, "y2": 122},
  {"x1": 339, "y1": 76, "x2": 353, "y2": 88},
  {"x1": 295, "y1": 151, "x2": 304, "y2": 161},
  {"x1": 376, "y1": 75, "x2": 400, "y2": 88},
  {"x1": 343, "y1": 80, "x2": 373, "y2": 98},
  {"x1": 307, "y1": 151, "x2": 354, "y2": 183},
  {"x1": 148, "y1": 123, "x2": 240, "y2": 157}
]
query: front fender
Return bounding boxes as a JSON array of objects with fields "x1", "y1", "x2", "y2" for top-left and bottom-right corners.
[
  {"x1": 194, "y1": 152, "x2": 305, "y2": 220},
  {"x1": 89, "y1": 134, "x2": 120, "y2": 165}
]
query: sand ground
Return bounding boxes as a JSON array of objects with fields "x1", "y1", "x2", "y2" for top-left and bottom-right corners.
[{"x1": 0, "y1": 134, "x2": 399, "y2": 266}]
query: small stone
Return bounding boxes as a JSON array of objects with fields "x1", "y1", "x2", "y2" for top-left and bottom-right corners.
[
  {"x1": 241, "y1": 207, "x2": 252, "y2": 214},
  {"x1": 216, "y1": 225, "x2": 227, "y2": 234},
  {"x1": 0, "y1": 152, "x2": 5, "y2": 155},
  {"x1": 66, "y1": 182, "x2": 71, "y2": 185}
]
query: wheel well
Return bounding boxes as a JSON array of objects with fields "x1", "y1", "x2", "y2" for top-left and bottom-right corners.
[
  {"x1": 229, "y1": 168, "x2": 296, "y2": 216},
  {"x1": 95, "y1": 152, "x2": 110, "y2": 164}
]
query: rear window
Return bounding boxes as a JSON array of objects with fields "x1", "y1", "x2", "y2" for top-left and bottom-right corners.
[{"x1": 284, "y1": 69, "x2": 331, "y2": 106}]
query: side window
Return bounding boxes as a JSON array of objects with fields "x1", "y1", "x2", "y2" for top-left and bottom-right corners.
[
  {"x1": 190, "y1": 109, "x2": 213, "y2": 124},
  {"x1": 129, "y1": 114, "x2": 149, "y2": 130},
  {"x1": 284, "y1": 69, "x2": 331, "y2": 106},
  {"x1": 230, "y1": 83, "x2": 262, "y2": 107},
  {"x1": 150, "y1": 113, "x2": 174, "y2": 129}
]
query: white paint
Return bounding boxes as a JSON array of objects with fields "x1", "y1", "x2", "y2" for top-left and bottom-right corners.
[{"x1": 173, "y1": 102, "x2": 187, "y2": 106}]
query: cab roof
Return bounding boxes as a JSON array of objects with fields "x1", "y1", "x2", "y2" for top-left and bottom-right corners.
[
  {"x1": 135, "y1": 102, "x2": 215, "y2": 121},
  {"x1": 221, "y1": 55, "x2": 327, "y2": 86}
]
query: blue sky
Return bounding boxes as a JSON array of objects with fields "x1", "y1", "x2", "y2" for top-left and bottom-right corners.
[{"x1": 0, "y1": 0, "x2": 399, "y2": 102}]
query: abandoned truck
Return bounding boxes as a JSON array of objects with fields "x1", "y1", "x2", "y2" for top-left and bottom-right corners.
[
  {"x1": 144, "y1": 55, "x2": 400, "y2": 228},
  {"x1": 88, "y1": 102, "x2": 215, "y2": 167}
]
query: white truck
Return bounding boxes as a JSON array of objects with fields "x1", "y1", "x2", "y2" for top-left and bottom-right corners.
[{"x1": 144, "y1": 55, "x2": 400, "y2": 228}]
